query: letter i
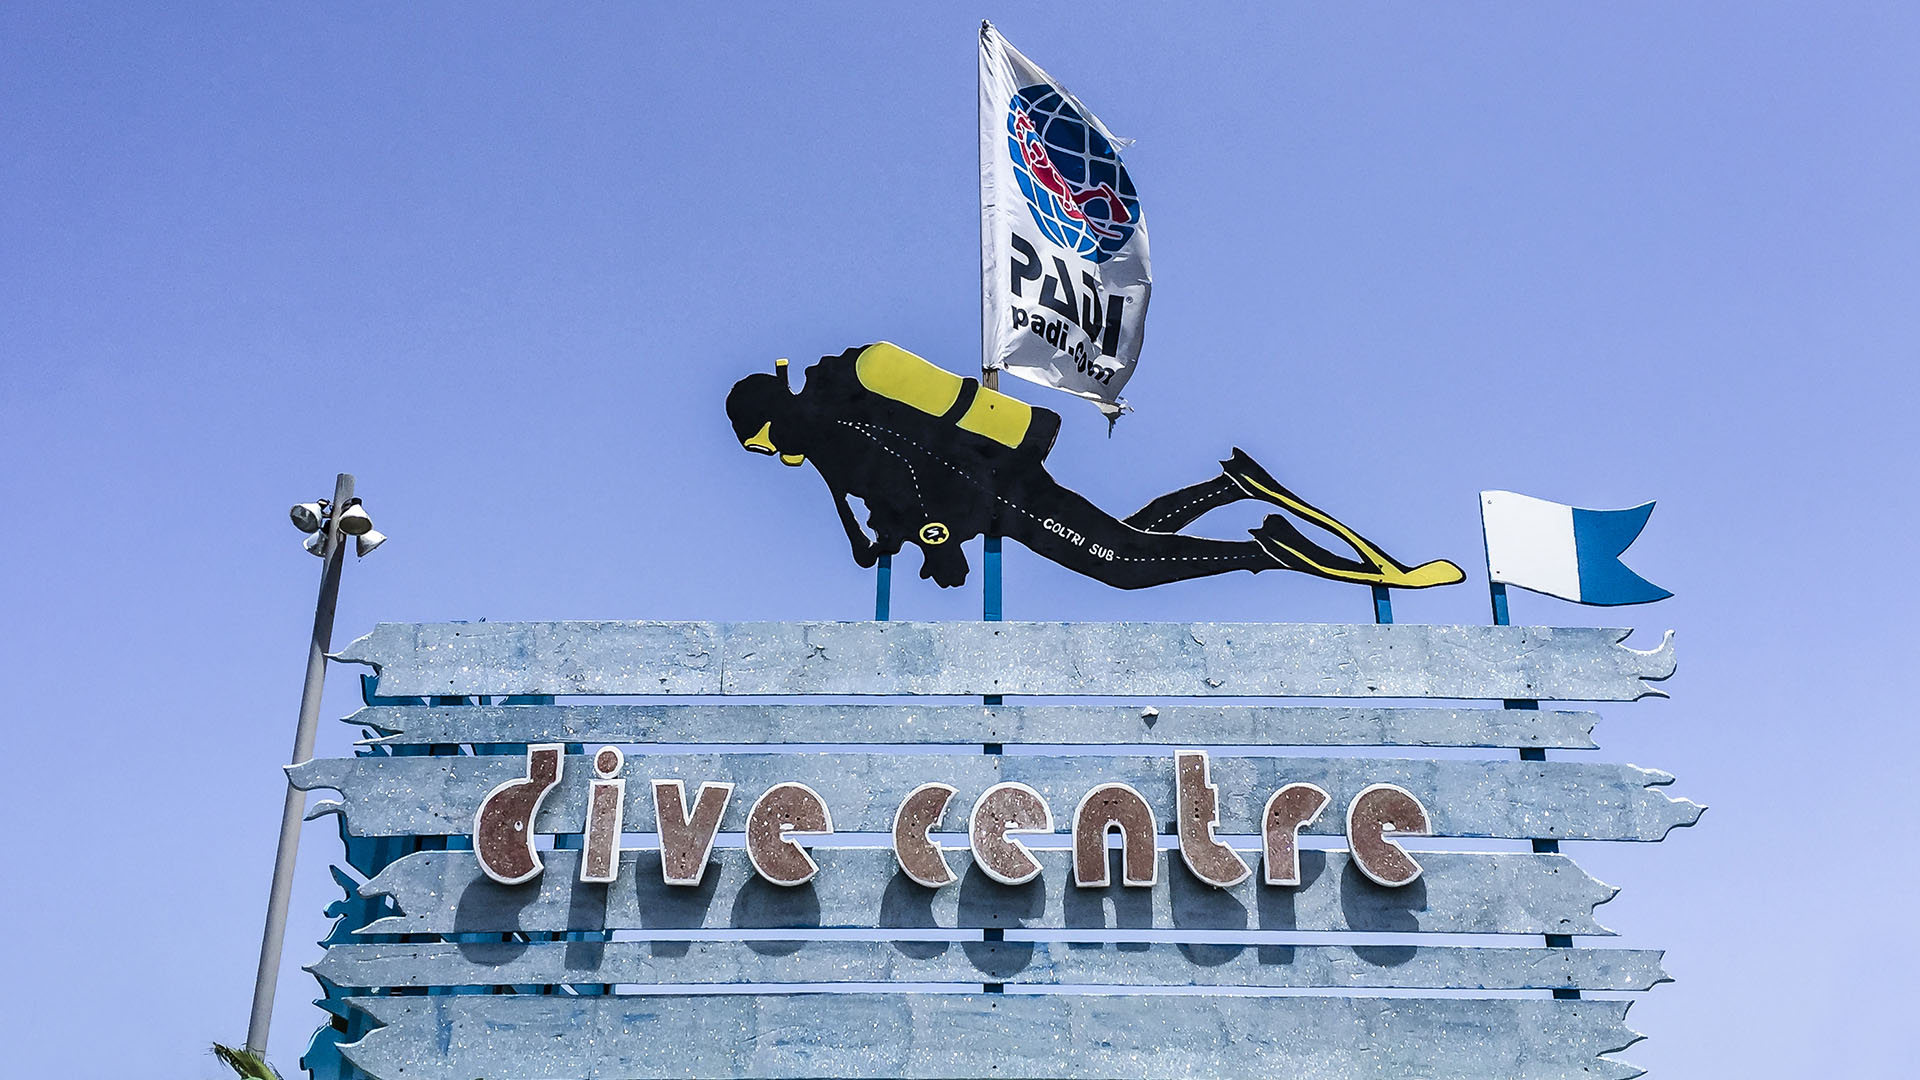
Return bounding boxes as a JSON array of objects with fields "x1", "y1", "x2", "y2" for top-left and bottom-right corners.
[{"x1": 580, "y1": 747, "x2": 626, "y2": 883}]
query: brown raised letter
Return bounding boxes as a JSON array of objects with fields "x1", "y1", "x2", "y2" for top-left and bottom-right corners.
[
  {"x1": 1261, "y1": 782, "x2": 1330, "y2": 887},
  {"x1": 1175, "y1": 750, "x2": 1251, "y2": 887},
  {"x1": 969, "y1": 782, "x2": 1054, "y2": 885},
  {"x1": 653, "y1": 779, "x2": 735, "y2": 886},
  {"x1": 1347, "y1": 783, "x2": 1431, "y2": 887},
  {"x1": 893, "y1": 782, "x2": 959, "y2": 888},
  {"x1": 1073, "y1": 783, "x2": 1158, "y2": 887},
  {"x1": 579, "y1": 747, "x2": 626, "y2": 884},
  {"x1": 746, "y1": 782, "x2": 834, "y2": 886},
  {"x1": 473, "y1": 744, "x2": 564, "y2": 885}
]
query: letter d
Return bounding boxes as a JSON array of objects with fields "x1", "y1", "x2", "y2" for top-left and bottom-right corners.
[{"x1": 474, "y1": 745, "x2": 565, "y2": 885}]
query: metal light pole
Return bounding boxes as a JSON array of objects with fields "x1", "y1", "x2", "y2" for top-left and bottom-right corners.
[{"x1": 245, "y1": 473, "x2": 356, "y2": 1056}]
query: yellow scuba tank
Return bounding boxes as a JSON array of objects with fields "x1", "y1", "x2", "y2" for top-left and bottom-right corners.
[{"x1": 852, "y1": 342, "x2": 1060, "y2": 459}]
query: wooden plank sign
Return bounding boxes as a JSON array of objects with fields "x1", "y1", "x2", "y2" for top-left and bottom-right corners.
[
  {"x1": 332, "y1": 621, "x2": 1677, "y2": 700},
  {"x1": 299, "y1": 620, "x2": 1693, "y2": 1080}
]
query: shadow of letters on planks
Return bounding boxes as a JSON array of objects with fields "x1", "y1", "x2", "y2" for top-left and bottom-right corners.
[{"x1": 727, "y1": 343, "x2": 1465, "y2": 591}]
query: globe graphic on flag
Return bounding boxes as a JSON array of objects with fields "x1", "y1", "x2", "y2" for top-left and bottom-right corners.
[{"x1": 1005, "y1": 85, "x2": 1140, "y2": 264}]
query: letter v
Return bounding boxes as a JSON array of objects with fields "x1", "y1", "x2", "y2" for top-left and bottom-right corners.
[{"x1": 653, "y1": 779, "x2": 735, "y2": 886}]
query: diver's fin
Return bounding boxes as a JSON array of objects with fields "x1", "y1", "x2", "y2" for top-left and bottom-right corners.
[
  {"x1": 1248, "y1": 512, "x2": 1368, "y2": 575},
  {"x1": 1251, "y1": 521, "x2": 1466, "y2": 589},
  {"x1": 1224, "y1": 449, "x2": 1417, "y2": 571},
  {"x1": 1250, "y1": 513, "x2": 1465, "y2": 590},
  {"x1": 1225, "y1": 448, "x2": 1466, "y2": 586}
]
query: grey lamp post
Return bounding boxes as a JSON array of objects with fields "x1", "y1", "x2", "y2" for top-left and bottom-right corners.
[{"x1": 245, "y1": 473, "x2": 385, "y2": 1056}]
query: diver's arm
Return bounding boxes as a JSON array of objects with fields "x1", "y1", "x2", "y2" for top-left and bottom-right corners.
[{"x1": 830, "y1": 487, "x2": 879, "y2": 568}]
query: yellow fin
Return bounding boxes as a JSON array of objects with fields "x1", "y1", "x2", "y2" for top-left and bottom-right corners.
[{"x1": 1254, "y1": 532, "x2": 1466, "y2": 590}]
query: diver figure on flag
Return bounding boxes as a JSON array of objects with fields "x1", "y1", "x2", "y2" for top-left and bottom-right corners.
[{"x1": 726, "y1": 343, "x2": 1464, "y2": 592}]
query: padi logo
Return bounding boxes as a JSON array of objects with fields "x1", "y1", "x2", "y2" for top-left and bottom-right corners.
[
  {"x1": 1007, "y1": 232, "x2": 1126, "y2": 369},
  {"x1": 1006, "y1": 85, "x2": 1140, "y2": 263}
]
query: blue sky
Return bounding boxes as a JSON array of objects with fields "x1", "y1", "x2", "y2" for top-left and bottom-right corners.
[{"x1": 2, "y1": 4, "x2": 1914, "y2": 1076}]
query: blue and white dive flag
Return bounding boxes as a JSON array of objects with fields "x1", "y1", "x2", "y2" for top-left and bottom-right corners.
[{"x1": 1479, "y1": 491, "x2": 1671, "y2": 606}]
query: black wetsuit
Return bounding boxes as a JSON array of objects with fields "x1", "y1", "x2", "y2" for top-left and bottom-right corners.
[{"x1": 789, "y1": 349, "x2": 1275, "y2": 590}]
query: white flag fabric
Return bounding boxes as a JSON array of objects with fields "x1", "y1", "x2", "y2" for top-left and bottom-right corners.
[
  {"x1": 980, "y1": 21, "x2": 1150, "y2": 417},
  {"x1": 1480, "y1": 490, "x2": 1672, "y2": 606}
]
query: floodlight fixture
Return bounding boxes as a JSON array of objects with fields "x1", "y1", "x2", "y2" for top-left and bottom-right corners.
[
  {"x1": 355, "y1": 529, "x2": 387, "y2": 558},
  {"x1": 335, "y1": 500, "x2": 374, "y2": 536},
  {"x1": 302, "y1": 531, "x2": 328, "y2": 557},
  {"x1": 290, "y1": 502, "x2": 326, "y2": 533}
]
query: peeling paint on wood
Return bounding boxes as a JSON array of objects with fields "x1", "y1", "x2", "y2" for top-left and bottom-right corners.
[
  {"x1": 337, "y1": 994, "x2": 1647, "y2": 1080},
  {"x1": 348, "y1": 702, "x2": 1603, "y2": 749},
  {"x1": 311, "y1": 939, "x2": 1669, "y2": 991},
  {"x1": 333, "y1": 621, "x2": 1676, "y2": 700},
  {"x1": 354, "y1": 847, "x2": 1618, "y2": 938}
]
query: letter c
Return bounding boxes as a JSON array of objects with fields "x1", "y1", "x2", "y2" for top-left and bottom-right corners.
[{"x1": 970, "y1": 782, "x2": 1054, "y2": 885}]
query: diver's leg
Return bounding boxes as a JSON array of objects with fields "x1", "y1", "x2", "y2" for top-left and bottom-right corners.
[
  {"x1": 997, "y1": 473, "x2": 1278, "y2": 590},
  {"x1": 1122, "y1": 475, "x2": 1246, "y2": 533},
  {"x1": 1123, "y1": 451, "x2": 1352, "y2": 534}
]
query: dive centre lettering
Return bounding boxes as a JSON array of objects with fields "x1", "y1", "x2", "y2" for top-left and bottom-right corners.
[{"x1": 473, "y1": 746, "x2": 1432, "y2": 891}]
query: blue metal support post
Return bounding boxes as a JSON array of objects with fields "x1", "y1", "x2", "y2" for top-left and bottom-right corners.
[
  {"x1": 980, "y1": 531, "x2": 1005, "y2": 989},
  {"x1": 1490, "y1": 581, "x2": 1579, "y2": 1000},
  {"x1": 1371, "y1": 584, "x2": 1392, "y2": 625}
]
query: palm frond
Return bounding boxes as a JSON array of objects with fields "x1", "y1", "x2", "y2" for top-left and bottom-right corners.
[{"x1": 212, "y1": 1042, "x2": 282, "y2": 1080}]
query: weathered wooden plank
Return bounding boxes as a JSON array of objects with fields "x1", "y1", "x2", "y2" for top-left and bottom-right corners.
[
  {"x1": 349, "y1": 702, "x2": 1602, "y2": 748},
  {"x1": 294, "y1": 752, "x2": 1701, "y2": 841},
  {"x1": 357, "y1": 848, "x2": 1618, "y2": 937},
  {"x1": 312, "y1": 939, "x2": 1668, "y2": 991},
  {"x1": 339, "y1": 994, "x2": 1645, "y2": 1080},
  {"x1": 333, "y1": 621, "x2": 1676, "y2": 700}
]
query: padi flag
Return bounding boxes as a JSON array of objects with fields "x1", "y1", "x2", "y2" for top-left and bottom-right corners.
[
  {"x1": 980, "y1": 21, "x2": 1150, "y2": 417},
  {"x1": 1480, "y1": 491, "x2": 1672, "y2": 606}
]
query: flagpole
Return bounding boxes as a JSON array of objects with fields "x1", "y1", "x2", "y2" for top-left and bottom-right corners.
[
  {"x1": 975, "y1": 21, "x2": 1009, "y2": 996},
  {"x1": 978, "y1": 23, "x2": 1005, "y2": 639},
  {"x1": 978, "y1": 21, "x2": 993, "y2": 383}
]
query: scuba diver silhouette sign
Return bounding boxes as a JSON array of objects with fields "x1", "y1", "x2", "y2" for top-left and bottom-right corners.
[{"x1": 728, "y1": 343, "x2": 1464, "y2": 592}]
